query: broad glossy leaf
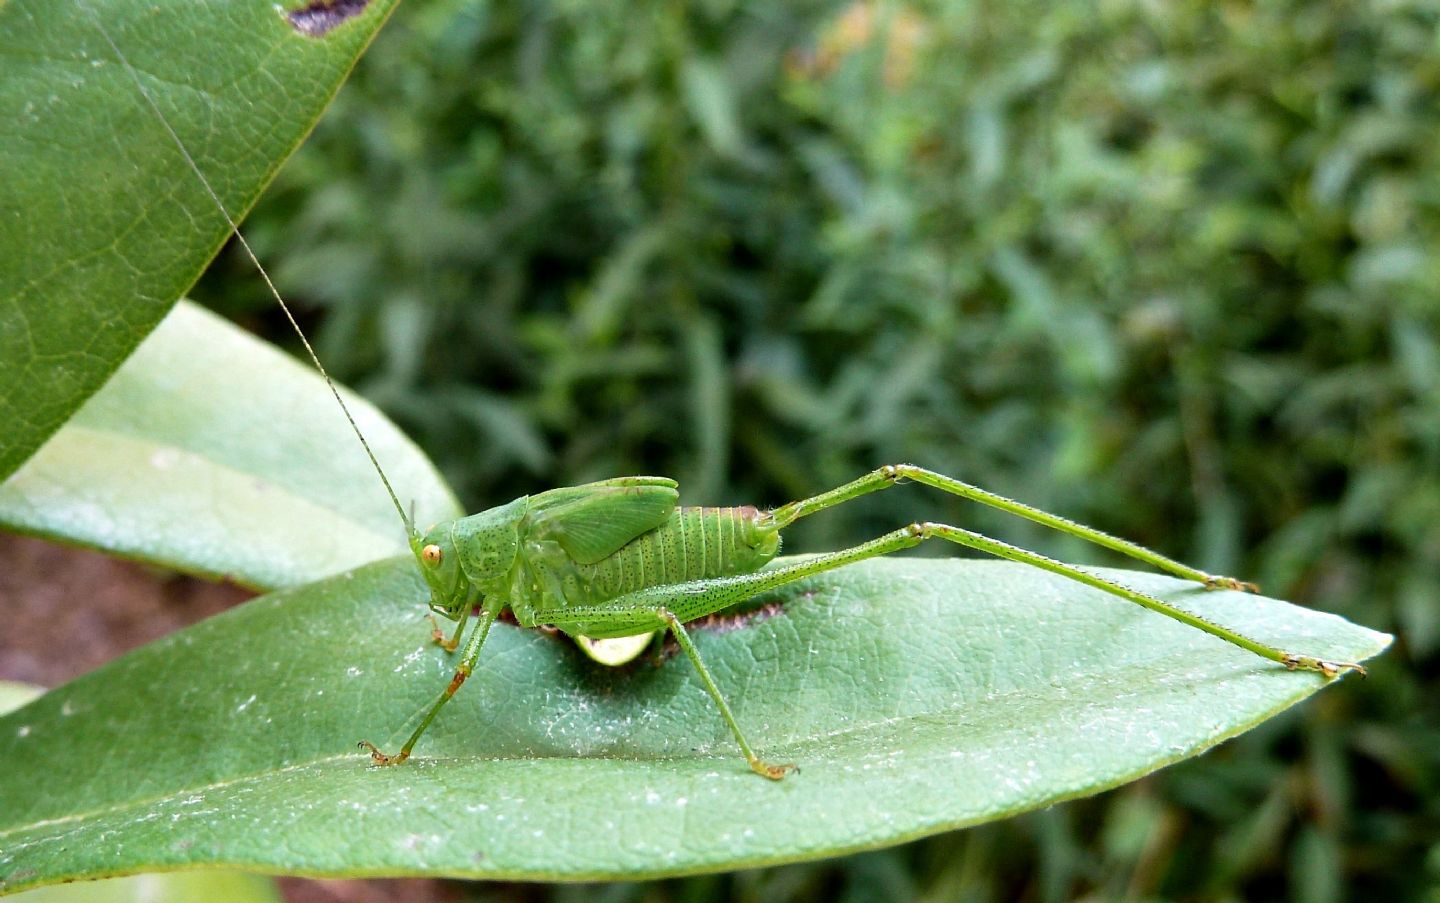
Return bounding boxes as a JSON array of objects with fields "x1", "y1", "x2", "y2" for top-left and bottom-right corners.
[
  {"x1": 0, "y1": 683, "x2": 281, "y2": 903},
  {"x1": 0, "y1": 0, "x2": 400, "y2": 480},
  {"x1": 0, "y1": 558, "x2": 1388, "y2": 890},
  {"x1": 0, "y1": 302, "x2": 461, "y2": 591}
]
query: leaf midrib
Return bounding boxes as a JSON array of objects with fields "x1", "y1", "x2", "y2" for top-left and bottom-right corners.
[{"x1": 0, "y1": 654, "x2": 1321, "y2": 843}]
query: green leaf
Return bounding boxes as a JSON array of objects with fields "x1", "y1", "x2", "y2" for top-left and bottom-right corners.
[
  {"x1": 0, "y1": 684, "x2": 283, "y2": 903},
  {"x1": 0, "y1": 0, "x2": 401, "y2": 481},
  {"x1": 0, "y1": 558, "x2": 1389, "y2": 890},
  {"x1": 0, "y1": 302, "x2": 461, "y2": 591}
]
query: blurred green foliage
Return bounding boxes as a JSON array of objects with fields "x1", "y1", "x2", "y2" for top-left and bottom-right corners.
[{"x1": 196, "y1": 0, "x2": 1438, "y2": 898}]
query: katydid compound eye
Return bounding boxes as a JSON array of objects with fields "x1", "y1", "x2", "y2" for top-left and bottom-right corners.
[{"x1": 422, "y1": 544, "x2": 443, "y2": 565}]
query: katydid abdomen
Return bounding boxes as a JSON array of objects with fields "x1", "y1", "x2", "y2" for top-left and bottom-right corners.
[
  {"x1": 512, "y1": 504, "x2": 781, "y2": 637},
  {"x1": 575, "y1": 506, "x2": 779, "y2": 603}
]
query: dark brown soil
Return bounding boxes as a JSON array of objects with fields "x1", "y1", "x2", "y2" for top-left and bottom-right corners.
[{"x1": 0, "y1": 535, "x2": 250, "y2": 686}]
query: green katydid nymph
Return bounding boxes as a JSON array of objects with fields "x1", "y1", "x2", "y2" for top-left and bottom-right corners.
[{"x1": 88, "y1": 2, "x2": 1366, "y2": 781}]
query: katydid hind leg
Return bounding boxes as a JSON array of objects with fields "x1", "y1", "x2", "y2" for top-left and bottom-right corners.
[
  {"x1": 763, "y1": 465, "x2": 1259, "y2": 592},
  {"x1": 543, "y1": 519, "x2": 1360, "y2": 677},
  {"x1": 535, "y1": 516, "x2": 1362, "y2": 776},
  {"x1": 908, "y1": 522, "x2": 1365, "y2": 676}
]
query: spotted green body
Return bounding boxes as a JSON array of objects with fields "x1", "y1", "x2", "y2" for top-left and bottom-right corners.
[{"x1": 414, "y1": 478, "x2": 781, "y2": 641}]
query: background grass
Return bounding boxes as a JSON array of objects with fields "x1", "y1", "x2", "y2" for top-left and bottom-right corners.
[{"x1": 194, "y1": 0, "x2": 1438, "y2": 898}]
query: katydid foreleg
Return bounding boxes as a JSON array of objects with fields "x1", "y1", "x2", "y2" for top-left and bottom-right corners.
[{"x1": 361, "y1": 601, "x2": 503, "y2": 766}]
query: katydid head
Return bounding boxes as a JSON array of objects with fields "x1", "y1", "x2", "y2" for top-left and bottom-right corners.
[
  {"x1": 410, "y1": 527, "x2": 469, "y2": 619},
  {"x1": 411, "y1": 496, "x2": 529, "y2": 619}
]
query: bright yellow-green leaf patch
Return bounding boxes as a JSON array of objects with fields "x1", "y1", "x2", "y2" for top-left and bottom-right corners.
[{"x1": 0, "y1": 303, "x2": 460, "y2": 591}]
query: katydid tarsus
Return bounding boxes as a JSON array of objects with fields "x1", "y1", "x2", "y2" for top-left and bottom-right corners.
[{"x1": 89, "y1": 3, "x2": 1365, "y2": 781}]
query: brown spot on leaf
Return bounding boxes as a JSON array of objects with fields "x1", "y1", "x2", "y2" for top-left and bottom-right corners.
[
  {"x1": 286, "y1": 0, "x2": 371, "y2": 37},
  {"x1": 657, "y1": 601, "x2": 787, "y2": 660},
  {"x1": 691, "y1": 599, "x2": 786, "y2": 633}
]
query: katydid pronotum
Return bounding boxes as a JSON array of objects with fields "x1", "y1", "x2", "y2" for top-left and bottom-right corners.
[{"x1": 89, "y1": 4, "x2": 1365, "y2": 781}]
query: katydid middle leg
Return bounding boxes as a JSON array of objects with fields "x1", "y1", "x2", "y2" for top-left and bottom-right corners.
[{"x1": 539, "y1": 519, "x2": 1364, "y2": 778}]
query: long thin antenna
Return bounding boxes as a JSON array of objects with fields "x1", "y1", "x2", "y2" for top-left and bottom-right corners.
[{"x1": 84, "y1": 3, "x2": 417, "y2": 539}]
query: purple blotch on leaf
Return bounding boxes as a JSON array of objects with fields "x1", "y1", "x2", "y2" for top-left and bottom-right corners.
[{"x1": 286, "y1": 0, "x2": 371, "y2": 37}]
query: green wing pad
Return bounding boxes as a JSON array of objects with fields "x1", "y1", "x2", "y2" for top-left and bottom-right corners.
[{"x1": 527, "y1": 477, "x2": 679, "y2": 565}]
